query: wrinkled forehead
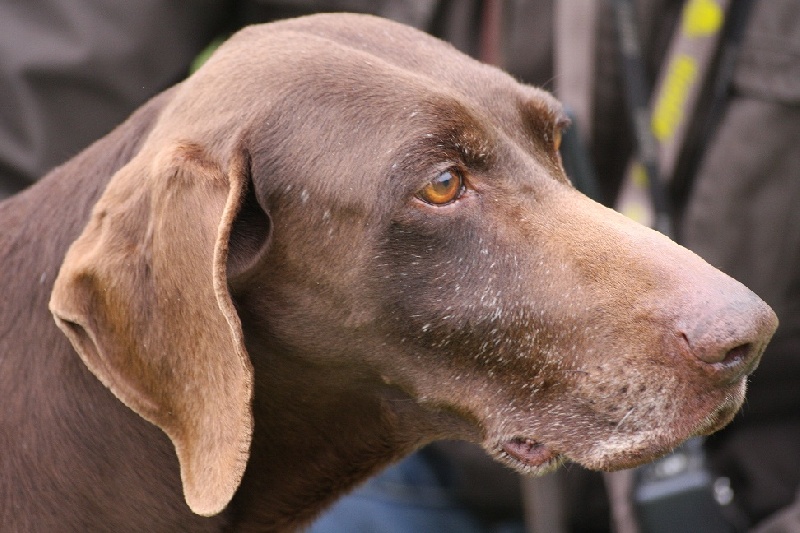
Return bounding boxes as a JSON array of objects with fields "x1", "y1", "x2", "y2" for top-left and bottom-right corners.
[
  {"x1": 272, "y1": 14, "x2": 557, "y2": 98},
  {"x1": 209, "y1": 14, "x2": 563, "y2": 128}
]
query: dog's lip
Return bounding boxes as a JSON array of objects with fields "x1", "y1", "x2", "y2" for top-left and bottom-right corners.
[
  {"x1": 691, "y1": 384, "x2": 746, "y2": 437},
  {"x1": 496, "y1": 437, "x2": 564, "y2": 474}
]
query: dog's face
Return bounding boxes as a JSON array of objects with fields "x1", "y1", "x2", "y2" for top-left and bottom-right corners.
[
  {"x1": 231, "y1": 15, "x2": 775, "y2": 471},
  {"x1": 50, "y1": 14, "x2": 777, "y2": 518}
]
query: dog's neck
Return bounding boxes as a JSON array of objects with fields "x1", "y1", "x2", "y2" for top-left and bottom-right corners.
[{"x1": 228, "y1": 340, "x2": 441, "y2": 530}]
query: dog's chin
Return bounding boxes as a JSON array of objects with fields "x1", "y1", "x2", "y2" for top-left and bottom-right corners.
[
  {"x1": 605, "y1": 383, "x2": 748, "y2": 470},
  {"x1": 488, "y1": 381, "x2": 748, "y2": 475},
  {"x1": 491, "y1": 437, "x2": 565, "y2": 476}
]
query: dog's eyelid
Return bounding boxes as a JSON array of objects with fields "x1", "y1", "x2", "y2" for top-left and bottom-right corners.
[{"x1": 543, "y1": 114, "x2": 570, "y2": 138}]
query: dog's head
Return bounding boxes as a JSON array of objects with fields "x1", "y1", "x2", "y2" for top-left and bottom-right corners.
[{"x1": 50, "y1": 14, "x2": 777, "y2": 517}]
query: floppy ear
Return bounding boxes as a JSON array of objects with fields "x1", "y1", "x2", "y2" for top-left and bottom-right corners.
[{"x1": 49, "y1": 142, "x2": 261, "y2": 516}]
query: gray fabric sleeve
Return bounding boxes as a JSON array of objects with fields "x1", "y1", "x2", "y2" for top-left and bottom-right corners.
[{"x1": 0, "y1": 0, "x2": 228, "y2": 197}]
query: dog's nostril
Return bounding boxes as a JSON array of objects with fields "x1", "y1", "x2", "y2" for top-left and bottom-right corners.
[
  {"x1": 678, "y1": 327, "x2": 758, "y2": 367},
  {"x1": 680, "y1": 331, "x2": 753, "y2": 367},
  {"x1": 721, "y1": 342, "x2": 752, "y2": 368}
]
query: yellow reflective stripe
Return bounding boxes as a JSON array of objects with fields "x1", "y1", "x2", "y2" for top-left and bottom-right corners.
[
  {"x1": 652, "y1": 55, "x2": 697, "y2": 141},
  {"x1": 683, "y1": 0, "x2": 724, "y2": 37}
]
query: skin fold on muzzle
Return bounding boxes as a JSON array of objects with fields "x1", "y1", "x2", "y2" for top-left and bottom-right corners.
[{"x1": 42, "y1": 13, "x2": 777, "y2": 529}]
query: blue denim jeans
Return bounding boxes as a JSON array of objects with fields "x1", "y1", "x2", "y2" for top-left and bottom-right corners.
[{"x1": 308, "y1": 448, "x2": 525, "y2": 533}]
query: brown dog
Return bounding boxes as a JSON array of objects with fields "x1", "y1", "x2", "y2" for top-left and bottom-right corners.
[{"x1": 0, "y1": 13, "x2": 777, "y2": 532}]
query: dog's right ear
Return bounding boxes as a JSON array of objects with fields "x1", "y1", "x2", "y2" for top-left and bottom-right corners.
[{"x1": 49, "y1": 142, "x2": 268, "y2": 516}]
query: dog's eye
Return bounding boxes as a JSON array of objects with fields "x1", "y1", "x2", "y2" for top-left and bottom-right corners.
[
  {"x1": 416, "y1": 169, "x2": 465, "y2": 205},
  {"x1": 553, "y1": 127, "x2": 563, "y2": 152},
  {"x1": 552, "y1": 117, "x2": 570, "y2": 153}
]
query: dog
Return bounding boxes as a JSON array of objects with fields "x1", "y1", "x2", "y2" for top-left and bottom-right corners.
[{"x1": 0, "y1": 13, "x2": 777, "y2": 532}]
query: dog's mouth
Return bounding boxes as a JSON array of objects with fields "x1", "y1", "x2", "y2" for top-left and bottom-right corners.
[
  {"x1": 482, "y1": 374, "x2": 751, "y2": 477},
  {"x1": 495, "y1": 437, "x2": 564, "y2": 475},
  {"x1": 490, "y1": 389, "x2": 742, "y2": 475}
]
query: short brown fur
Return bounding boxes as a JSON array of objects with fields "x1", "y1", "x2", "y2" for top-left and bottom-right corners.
[{"x1": 1, "y1": 13, "x2": 777, "y2": 532}]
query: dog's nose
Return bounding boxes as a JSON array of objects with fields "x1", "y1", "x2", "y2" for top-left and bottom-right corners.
[{"x1": 678, "y1": 293, "x2": 778, "y2": 378}]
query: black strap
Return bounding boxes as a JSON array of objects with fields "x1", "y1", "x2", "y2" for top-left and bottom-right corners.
[
  {"x1": 670, "y1": 0, "x2": 754, "y2": 210},
  {"x1": 611, "y1": 0, "x2": 674, "y2": 237}
]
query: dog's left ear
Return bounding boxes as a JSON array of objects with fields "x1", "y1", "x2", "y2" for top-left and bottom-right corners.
[{"x1": 50, "y1": 142, "x2": 268, "y2": 516}]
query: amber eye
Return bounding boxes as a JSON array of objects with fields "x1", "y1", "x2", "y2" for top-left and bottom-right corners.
[
  {"x1": 416, "y1": 169, "x2": 465, "y2": 205},
  {"x1": 552, "y1": 117, "x2": 571, "y2": 153},
  {"x1": 553, "y1": 127, "x2": 563, "y2": 152}
]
